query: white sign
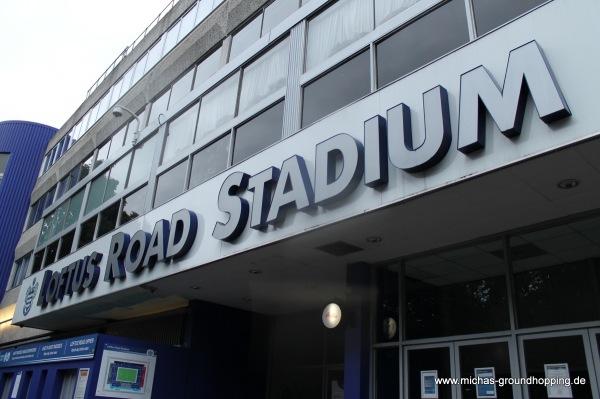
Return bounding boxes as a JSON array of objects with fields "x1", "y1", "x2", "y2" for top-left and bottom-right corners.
[{"x1": 544, "y1": 363, "x2": 573, "y2": 398}]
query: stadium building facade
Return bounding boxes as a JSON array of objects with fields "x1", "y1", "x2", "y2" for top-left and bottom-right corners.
[{"x1": 2, "y1": 0, "x2": 600, "y2": 398}]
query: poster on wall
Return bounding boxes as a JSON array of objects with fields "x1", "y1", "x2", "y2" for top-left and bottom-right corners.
[
  {"x1": 74, "y1": 368, "x2": 90, "y2": 399},
  {"x1": 474, "y1": 367, "x2": 497, "y2": 398},
  {"x1": 544, "y1": 363, "x2": 573, "y2": 398},
  {"x1": 421, "y1": 370, "x2": 438, "y2": 399},
  {"x1": 96, "y1": 344, "x2": 157, "y2": 399}
]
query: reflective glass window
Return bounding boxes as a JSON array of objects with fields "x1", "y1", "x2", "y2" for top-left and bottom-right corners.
[
  {"x1": 305, "y1": 0, "x2": 372, "y2": 70},
  {"x1": 169, "y1": 68, "x2": 195, "y2": 109},
  {"x1": 128, "y1": 135, "x2": 158, "y2": 187},
  {"x1": 94, "y1": 141, "x2": 111, "y2": 169},
  {"x1": 262, "y1": 0, "x2": 298, "y2": 35},
  {"x1": 148, "y1": 90, "x2": 171, "y2": 124},
  {"x1": 121, "y1": 186, "x2": 147, "y2": 225},
  {"x1": 196, "y1": 72, "x2": 240, "y2": 138},
  {"x1": 108, "y1": 126, "x2": 127, "y2": 158},
  {"x1": 58, "y1": 230, "x2": 75, "y2": 260},
  {"x1": 233, "y1": 101, "x2": 284, "y2": 164},
  {"x1": 154, "y1": 161, "x2": 187, "y2": 208},
  {"x1": 97, "y1": 202, "x2": 120, "y2": 237},
  {"x1": 145, "y1": 39, "x2": 164, "y2": 72},
  {"x1": 179, "y1": 4, "x2": 198, "y2": 39},
  {"x1": 78, "y1": 217, "x2": 97, "y2": 248},
  {"x1": 194, "y1": 47, "x2": 222, "y2": 89},
  {"x1": 404, "y1": 240, "x2": 510, "y2": 339},
  {"x1": 78, "y1": 155, "x2": 93, "y2": 182},
  {"x1": 239, "y1": 38, "x2": 289, "y2": 114},
  {"x1": 32, "y1": 251, "x2": 44, "y2": 274},
  {"x1": 472, "y1": 0, "x2": 546, "y2": 36},
  {"x1": 98, "y1": 92, "x2": 111, "y2": 118},
  {"x1": 132, "y1": 53, "x2": 148, "y2": 86},
  {"x1": 162, "y1": 103, "x2": 199, "y2": 165},
  {"x1": 302, "y1": 50, "x2": 370, "y2": 127},
  {"x1": 85, "y1": 172, "x2": 108, "y2": 214},
  {"x1": 120, "y1": 66, "x2": 135, "y2": 95},
  {"x1": 376, "y1": 0, "x2": 422, "y2": 26},
  {"x1": 110, "y1": 78, "x2": 124, "y2": 106},
  {"x1": 163, "y1": 21, "x2": 182, "y2": 56},
  {"x1": 189, "y1": 134, "x2": 231, "y2": 188},
  {"x1": 196, "y1": 0, "x2": 213, "y2": 24},
  {"x1": 230, "y1": 15, "x2": 262, "y2": 61},
  {"x1": 376, "y1": 0, "x2": 469, "y2": 88},
  {"x1": 44, "y1": 240, "x2": 59, "y2": 267},
  {"x1": 65, "y1": 190, "x2": 84, "y2": 228},
  {"x1": 104, "y1": 154, "x2": 131, "y2": 202}
]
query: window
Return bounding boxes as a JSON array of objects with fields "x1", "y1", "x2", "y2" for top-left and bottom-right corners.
[
  {"x1": 154, "y1": 161, "x2": 187, "y2": 208},
  {"x1": 64, "y1": 190, "x2": 84, "y2": 229},
  {"x1": 196, "y1": 72, "x2": 240, "y2": 138},
  {"x1": 94, "y1": 140, "x2": 111, "y2": 169},
  {"x1": 194, "y1": 47, "x2": 222, "y2": 89},
  {"x1": 132, "y1": 53, "x2": 148, "y2": 86},
  {"x1": 97, "y1": 202, "x2": 120, "y2": 237},
  {"x1": 0, "y1": 153, "x2": 9, "y2": 183},
  {"x1": 78, "y1": 154, "x2": 93, "y2": 182},
  {"x1": 376, "y1": 0, "x2": 469, "y2": 88},
  {"x1": 233, "y1": 101, "x2": 284, "y2": 164},
  {"x1": 127, "y1": 135, "x2": 158, "y2": 187},
  {"x1": 162, "y1": 104, "x2": 199, "y2": 165},
  {"x1": 163, "y1": 20, "x2": 182, "y2": 56},
  {"x1": 86, "y1": 172, "x2": 109, "y2": 214},
  {"x1": 376, "y1": 0, "x2": 421, "y2": 26},
  {"x1": 305, "y1": 0, "x2": 373, "y2": 70},
  {"x1": 148, "y1": 90, "x2": 171, "y2": 124},
  {"x1": 44, "y1": 240, "x2": 59, "y2": 267},
  {"x1": 10, "y1": 254, "x2": 31, "y2": 289},
  {"x1": 472, "y1": 0, "x2": 547, "y2": 36},
  {"x1": 179, "y1": 4, "x2": 198, "y2": 39},
  {"x1": 78, "y1": 217, "x2": 97, "y2": 248},
  {"x1": 31, "y1": 251, "x2": 44, "y2": 275},
  {"x1": 121, "y1": 186, "x2": 147, "y2": 225},
  {"x1": 189, "y1": 135, "x2": 231, "y2": 188},
  {"x1": 58, "y1": 230, "x2": 75, "y2": 260},
  {"x1": 169, "y1": 69, "x2": 195, "y2": 109},
  {"x1": 108, "y1": 125, "x2": 128, "y2": 158},
  {"x1": 238, "y1": 38, "x2": 289, "y2": 114},
  {"x1": 104, "y1": 154, "x2": 131, "y2": 202},
  {"x1": 262, "y1": 0, "x2": 299, "y2": 35},
  {"x1": 230, "y1": 15, "x2": 263, "y2": 61},
  {"x1": 302, "y1": 50, "x2": 370, "y2": 127},
  {"x1": 145, "y1": 39, "x2": 164, "y2": 73}
]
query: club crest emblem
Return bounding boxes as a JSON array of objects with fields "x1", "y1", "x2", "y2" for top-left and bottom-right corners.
[{"x1": 23, "y1": 278, "x2": 38, "y2": 316}]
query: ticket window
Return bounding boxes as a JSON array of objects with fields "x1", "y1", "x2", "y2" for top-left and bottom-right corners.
[
  {"x1": 58, "y1": 369, "x2": 77, "y2": 399},
  {"x1": 1, "y1": 373, "x2": 13, "y2": 399}
]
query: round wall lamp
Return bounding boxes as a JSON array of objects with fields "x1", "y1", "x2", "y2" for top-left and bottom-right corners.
[{"x1": 322, "y1": 303, "x2": 342, "y2": 329}]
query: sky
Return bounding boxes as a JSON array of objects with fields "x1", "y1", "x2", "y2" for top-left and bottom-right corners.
[{"x1": 0, "y1": 0, "x2": 175, "y2": 129}]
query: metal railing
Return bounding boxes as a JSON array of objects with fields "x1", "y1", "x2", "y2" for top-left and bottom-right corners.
[{"x1": 86, "y1": 0, "x2": 181, "y2": 98}]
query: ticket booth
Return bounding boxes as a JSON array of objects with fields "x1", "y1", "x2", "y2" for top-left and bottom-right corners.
[{"x1": 0, "y1": 334, "x2": 187, "y2": 399}]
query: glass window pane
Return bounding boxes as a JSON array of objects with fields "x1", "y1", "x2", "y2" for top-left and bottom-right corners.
[
  {"x1": 473, "y1": 0, "x2": 546, "y2": 36},
  {"x1": 110, "y1": 78, "x2": 124, "y2": 106},
  {"x1": 163, "y1": 21, "x2": 182, "y2": 56},
  {"x1": 32, "y1": 251, "x2": 44, "y2": 274},
  {"x1": 65, "y1": 190, "x2": 84, "y2": 228},
  {"x1": 230, "y1": 16, "x2": 262, "y2": 61},
  {"x1": 154, "y1": 161, "x2": 188, "y2": 208},
  {"x1": 376, "y1": 348, "x2": 399, "y2": 399},
  {"x1": 44, "y1": 241, "x2": 59, "y2": 267},
  {"x1": 148, "y1": 90, "x2": 171, "y2": 124},
  {"x1": 189, "y1": 134, "x2": 231, "y2": 188},
  {"x1": 196, "y1": 72, "x2": 240, "y2": 138},
  {"x1": 305, "y1": 0, "x2": 373, "y2": 70},
  {"x1": 120, "y1": 66, "x2": 135, "y2": 95},
  {"x1": 78, "y1": 217, "x2": 97, "y2": 249},
  {"x1": 97, "y1": 202, "x2": 120, "y2": 237},
  {"x1": 162, "y1": 103, "x2": 199, "y2": 165},
  {"x1": 239, "y1": 38, "x2": 289, "y2": 114},
  {"x1": 104, "y1": 154, "x2": 131, "y2": 202},
  {"x1": 376, "y1": 265, "x2": 399, "y2": 343},
  {"x1": 194, "y1": 47, "x2": 222, "y2": 89},
  {"x1": 85, "y1": 172, "x2": 108, "y2": 214},
  {"x1": 98, "y1": 92, "x2": 111, "y2": 119},
  {"x1": 38, "y1": 212, "x2": 54, "y2": 245},
  {"x1": 302, "y1": 50, "x2": 370, "y2": 127},
  {"x1": 145, "y1": 39, "x2": 164, "y2": 72},
  {"x1": 407, "y1": 347, "x2": 452, "y2": 399},
  {"x1": 376, "y1": 0, "x2": 469, "y2": 88},
  {"x1": 94, "y1": 141, "x2": 111, "y2": 169},
  {"x1": 179, "y1": 4, "x2": 198, "y2": 39},
  {"x1": 404, "y1": 240, "x2": 510, "y2": 339},
  {"x1": 233, "y1": 101, "x2": 284, "y2": 164},
  {"x1": 58, "y1": 230, "x2": 75, "y2": 260},
  {"x1": 56, "y1": 177, "x2": 69, "y2": 201},
  {"x1": 196, "y1": 0, "x2": 213, "y2": 24},
  {"x1": 121, "y1": 186, "x2": 147, "y2": 225},
  {"x1": 459, "y1": 342, "x2": 512, "y2": 399},
  {"x1": 52, "y1": 200, "x2": 69, "y2": 234},
  {"x1": 262, "y1": 0, "x2": 298, "y2": 35},
  {"x1": 78, "y1": 155, "x2": 93, "y2": 182},
  {"x1": 132, "y1": 53, "x2": 148, "y2": 85},
  {"x1": 511, "y1": 216, "x2": 600, "y2": 328},
  {"x1": 376, "y1": 0, "x2": 422, "y2": 26},
  {"x1": 108, "y1": 126, "x2": 127, "y2": 158},
  {"x1": 128, "y1": 135, "x2": 158, "y2": 187},
  {"x1": 169, "y1": 69, "x2": 195, "y2": 109}
]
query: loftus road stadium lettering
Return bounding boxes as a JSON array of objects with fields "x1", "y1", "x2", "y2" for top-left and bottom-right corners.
[
  {"x1": 213, "y1": 41, "x2": 570, "y2": 241},
  {"x1": 26, "y1": 41, "x2": 570, "y2": 313}
]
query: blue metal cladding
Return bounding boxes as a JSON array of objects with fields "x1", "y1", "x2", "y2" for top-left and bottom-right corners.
[{"x1": 0, "y1": 121, "x2": 56, "y2": 302}]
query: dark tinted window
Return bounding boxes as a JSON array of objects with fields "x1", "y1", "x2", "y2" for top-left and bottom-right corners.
[
  {"x1": 302, "y1": 50, "x2": 370, "y2": 127},
  {"x1": 78, "y1": 217, "x2": 97, "y2": 248},
  {"x1": 97, "y1": 202, "x2": 120, "y2": 237},
  {"x1": 121, "y1": 186, "x2": 147, "y2": 225},
  {"x1": 233, "y1": 102, "x2": 284, "y2": 165},
  {"x1": 58, "y1": 230, "x2": 75, "y2": 260},
  {"x1": 32, "y1": 251, "x2": 44, "y2": 274},
  {"x1": 44, "y1": 241, "x2": 59, "y2": 267},
  {"x1": 376, "y1": 0, "x2": 469, "y2": 88},
  {"x1": 473, "y1": 0, "x2": 546, "y2": 36},
  {"x1": 189, "y1": 135, "x2": 230, "y2": 188},
  {"x1": 154, "y1": 161, "x2": 187, "y2": 208}
]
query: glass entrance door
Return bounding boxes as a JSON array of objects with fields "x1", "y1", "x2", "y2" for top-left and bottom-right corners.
[{"x1": 404, "y1": 338, "x2": 521, "y2": 399}]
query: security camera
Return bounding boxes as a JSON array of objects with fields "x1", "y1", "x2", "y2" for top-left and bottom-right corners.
[{"x1": 112, "y1": 106, "x2": 125, "y2": 118}]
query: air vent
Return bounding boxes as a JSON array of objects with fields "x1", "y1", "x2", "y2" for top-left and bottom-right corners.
[{"x1": 316, "y1": 241, "x2": 364, "y2": 257}]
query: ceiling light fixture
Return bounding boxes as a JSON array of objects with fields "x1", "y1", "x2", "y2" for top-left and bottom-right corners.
[
  {"x1": 557, "y1": 178, "x2": 580, "y2": 189},
  {"x1": 366, "y1": 236, "x2": 383, "y2": 243}
]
